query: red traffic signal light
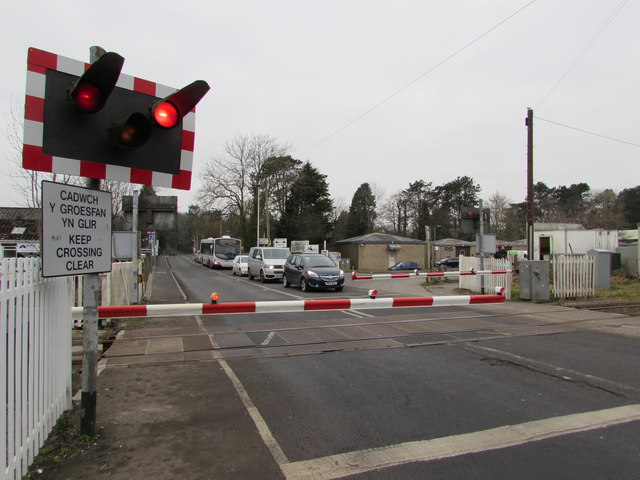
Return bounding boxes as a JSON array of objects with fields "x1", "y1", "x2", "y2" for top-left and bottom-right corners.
[
  {"x1": 68, "y1": 51, "x2": 124, "y2": 113},
  {"x1": 151, "y1": 80, "x2": 210, "y2": 129},
  {"x1": 152, "y1": 101, "x2": 179, "y2": 128},
  {"x1": 462, "y1": 207, "x2": 480, "y2": 220},
  {"x1": 71, "y1": 82, "x2": 103, "y2": 112}
]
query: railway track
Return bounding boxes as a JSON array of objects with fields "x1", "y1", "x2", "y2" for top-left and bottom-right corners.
[{"x1": 100, "y1": 306, "x2": 639, "y2": 364}]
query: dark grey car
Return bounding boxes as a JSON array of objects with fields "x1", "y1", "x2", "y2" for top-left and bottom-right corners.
[{"x1": 283, "y1": 253, "x2": 345, "y2": 292}]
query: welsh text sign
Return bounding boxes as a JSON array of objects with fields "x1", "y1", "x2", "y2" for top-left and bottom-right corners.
[{"x1": 41, "y1": 181, "x2": 112, "y2": 277}]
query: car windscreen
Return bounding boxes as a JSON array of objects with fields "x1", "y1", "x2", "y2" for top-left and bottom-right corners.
[
  {"x1": 263, "y1": 248, "x2": 290, "y2": 259},
  {"x1": 303, "y1": 255, "x2": 336, "y2": 267}
]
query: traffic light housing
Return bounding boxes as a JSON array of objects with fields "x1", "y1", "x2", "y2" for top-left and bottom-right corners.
[
  {"x1": 461, "y1": 207, "x2": 480, "y2": 234},
  {"x1": 23, "y1": 48, "x2": 210, "y2": 190},
  {"x1": 460, "y1": 207, "x2": 490, "y2": 233},
  {"x1": 68, "y1": 52, "x2": 124, "y2": 113}
]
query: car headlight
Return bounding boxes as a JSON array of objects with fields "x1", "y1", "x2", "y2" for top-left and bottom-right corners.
[
  {"x1": 307, "y1": 270, "x2": 319, "y2": 278},
  {"x1": 339, "y1": 270, "x2": 344, "y2": 278}
]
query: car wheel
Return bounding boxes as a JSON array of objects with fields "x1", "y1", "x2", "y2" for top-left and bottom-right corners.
[
  {"x1": 283, "y1": 275, "x2": 290, "y2": 288},
  {"x1": 300, "y1": 278, "x2": 308, "y2": 292},
  {"x1": 260, "y1": 270, "x2": 266, "y2": 283}
]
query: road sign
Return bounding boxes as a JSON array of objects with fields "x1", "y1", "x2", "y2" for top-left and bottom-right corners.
[{"x1": 41, "y1": 181, "x2": 112, "y2": 277}]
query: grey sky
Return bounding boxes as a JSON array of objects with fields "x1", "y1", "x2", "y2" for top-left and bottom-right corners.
[{"x1": 2, "y1": 1, "x2": 638, "y2": 211}]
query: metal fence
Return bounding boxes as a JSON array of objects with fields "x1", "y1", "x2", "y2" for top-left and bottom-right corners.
[
  {"x1": 459, "y1": 256, "x2": 512, "y2": 300},
  {"x1": 551, "y1": 254, "x2": 595, "y2": 299},
  {"x1": 1, "y1": 258, "x2": 73, "y2": 480}
]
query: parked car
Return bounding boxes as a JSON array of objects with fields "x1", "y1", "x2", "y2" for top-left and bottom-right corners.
[
  {"x1": 436, "y1": 257, "x2": 459, "y2": 268},
  {"x1": 231, "y1": 255, "x2": 249, "y2": 276},
  {"x1": 283, "y1": 253, "x2": 345, "y2": 292},
  {"x1": 247, "y1": 246, "x2": 291, "y2": 282},
  {"x1": 388, "y1": 261, "x2": 421, "y2": 271}
]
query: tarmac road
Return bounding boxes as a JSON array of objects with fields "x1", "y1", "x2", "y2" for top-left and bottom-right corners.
[{"x1": 47, "y1": 255, "x2": 640, "y2": 479}]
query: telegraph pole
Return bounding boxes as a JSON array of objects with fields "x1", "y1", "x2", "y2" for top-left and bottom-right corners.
[
  {"x1": 256, "y1": 186, "x2": 260, "y2": 246},
  {"x1": 526, "y1": 108, "x2": 534, "y2": 260},
  {"x1": 478, "y1": 199, "x2": 485, "y2": 294}
]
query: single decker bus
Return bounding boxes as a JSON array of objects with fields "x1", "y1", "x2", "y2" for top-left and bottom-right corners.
[{"x1": 198, "y1": 236, "x2": 241, "y2": 268}]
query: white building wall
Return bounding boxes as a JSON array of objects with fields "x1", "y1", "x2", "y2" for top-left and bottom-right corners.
[{"x1": 533, "y1": 229, "x2": 618, "y2": 259}]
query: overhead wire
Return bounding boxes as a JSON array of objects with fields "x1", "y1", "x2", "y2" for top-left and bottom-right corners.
[
  {"x1": 535, "y1": 0, "x2": 630, "y2": 110},
  {"x1": 299, "y1": 0, "x2": 538, "y2": 155},
  {"x1": 533, "y1": 0, "x2": 638, "y2": 150},
  {"x1": 535, "y1": 116, "x2": 640, "y2": 149}
]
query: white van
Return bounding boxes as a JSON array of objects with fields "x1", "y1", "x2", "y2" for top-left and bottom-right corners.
[{"x1": 247, "y1": 246, "x2": 291, "y2": 282}]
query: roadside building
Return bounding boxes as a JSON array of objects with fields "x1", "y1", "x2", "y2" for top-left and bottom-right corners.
[
  {"x1": 0, "y1": 207, "x2": 40, "y2": 258},
  {"x1": 533, "y1": 223, "x2": 618, "y2": 260},
  {"x1": 335, "y1": 233, "x2": 425, "y2": 271}
]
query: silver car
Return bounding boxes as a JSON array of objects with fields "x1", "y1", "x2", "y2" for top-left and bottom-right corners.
[
  {"x1": 232, "y1": 255, "x2": 249, "y2": 276},
  {"x1": 247, "y1": 246, "x2": 291, "y2": 282}
]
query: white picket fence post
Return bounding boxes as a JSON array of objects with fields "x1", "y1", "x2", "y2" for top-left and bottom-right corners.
[
  {"x1": 1, "y1": 258, "x2": 73, "y2": 480},
  {"x1": 551, "y1": 254, "x2": 595, "y2": 299},
  {"x1": 458, "y1": 256, "x2": 512, "y2": 300}
]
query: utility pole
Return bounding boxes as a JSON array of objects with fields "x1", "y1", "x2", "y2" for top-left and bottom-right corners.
[
  {"x1": 526, "y1": 108, "x2": 534, "y2": 260},
  {"x1": 256, "y1": 186, "x2": 260, "y2": 247},
  {"x1": 478, "y1": 199, "x2": 485, "y2": 294},
  {"x1": 265, "y1": 179, "x2": 270, "y2": 244}
]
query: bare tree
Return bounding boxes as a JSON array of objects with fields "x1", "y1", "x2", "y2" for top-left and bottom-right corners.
[
  {"x1": 6, "y1": 99, "x2": 79, "y2": 208},
  {"x1": 584, "y1": 189, "x2": 625, "y2": 229},
  {"x1": 196, "y1": 133, "x2": 291, "y2": 244},
  {"x1": 378, "y1": 192, "x2": 402, "y2": 233},
  {"x1": 486, "y1": 191, "x2": 511, "y2": 238}
]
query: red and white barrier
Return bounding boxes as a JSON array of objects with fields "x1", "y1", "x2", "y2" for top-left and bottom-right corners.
[
  {"x1": 71, "y1": 294, "x2": 505, "y2": 321},
  {"x1": 352, "y1": 269, "x2": 511, "y2": 281}
]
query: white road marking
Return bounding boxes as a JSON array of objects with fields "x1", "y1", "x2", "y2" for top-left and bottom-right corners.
[
  {"x1": 218, "y1": 359, "x2": 289, "y2": 465},
  {"x1": 341, "y1": 309, "x2": 374, "y2": 318},
  {"x1": 280, "y1": 404, "x2": 640, "y2": 480},
  {"x1": 199, "y1": 315, "x2": 288, "y2": 464},
  {"x1": 262, "y1": 331, "x2": 277, "y2": 345}
]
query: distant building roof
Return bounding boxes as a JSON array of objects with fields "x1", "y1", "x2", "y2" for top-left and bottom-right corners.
[
  {"x1": 336, "y1": 232, "x2": 424, "y2": 245},
  {"x1": 534, "y1": 223, "x2": 585, "y2": 231},
  {"x1": 0, "y1": 208, "x2": 40, "y2": 241},
  {"x1": 433, "y1": 238, "x2": 475, "y2": 247},
  {"x1": 433, "y1": 238, "x2": 527, "y2": 248}
]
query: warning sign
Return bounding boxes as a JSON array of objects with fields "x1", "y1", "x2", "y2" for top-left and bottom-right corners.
[{"x1": 41, "y1": 181, "x2": 112, "y2": 277}]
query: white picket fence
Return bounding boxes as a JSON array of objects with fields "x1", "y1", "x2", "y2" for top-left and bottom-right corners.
[
  {"x1": 551, "y1": 254, "x2": 595, "y2": 299},
  {"x1": 1, "y1": 258, "x2": 73, "y2": 480},
  {"x1": 458, "y1": 256, "x2": 512, "y2": 300}
]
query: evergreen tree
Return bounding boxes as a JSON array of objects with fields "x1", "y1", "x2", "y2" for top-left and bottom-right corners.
[
  {"x1": 619, "y1": 186, "x2": 640, "y2": 227},
  {"x1": 279, "y1": 162, "x2": 333, "y2": 244},
  {"x1": 346, "y1": 183, "x2": 377, "y2": 237}
]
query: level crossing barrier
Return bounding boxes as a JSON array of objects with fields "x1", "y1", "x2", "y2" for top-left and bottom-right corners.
[
  {"x1": 351, "y1": 268, "x2": 512, "y2": 281},
  {"x1": 71, "y1": 291, "x2": 506, "y2": 321}
]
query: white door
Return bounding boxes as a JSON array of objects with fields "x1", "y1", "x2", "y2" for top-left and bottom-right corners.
[{"x1": 388, "y1": 250, "x2": 397, "y2": 268}]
